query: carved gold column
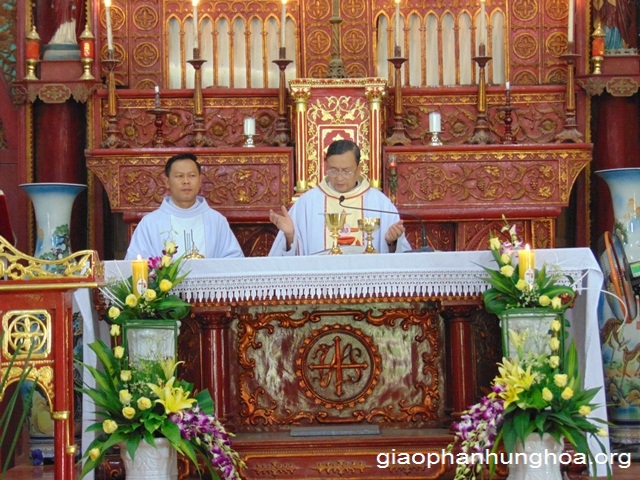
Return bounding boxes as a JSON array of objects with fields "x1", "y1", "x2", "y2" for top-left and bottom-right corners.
[
  {"x1": 291, "y1": 86, "x2": 311, "y2": 195},
  {"x1": 366, "y1": 82, "x2": 387, "y2": 189}
]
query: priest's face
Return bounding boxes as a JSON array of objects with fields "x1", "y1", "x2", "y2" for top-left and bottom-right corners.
[
  {"x1": 325, "y1": 150, "x2": 360, "y2": 193},
  {"x1": 166, "y1": 158, "x2": 202, "y2": 208}
]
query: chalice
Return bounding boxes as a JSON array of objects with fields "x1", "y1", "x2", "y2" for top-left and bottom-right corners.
[
  {"x1": 325, "y1": 212, "x2": 347, "y2": 255},
  {"x1": 357, "y1": 217, "x2": 381, "y2": 254}
]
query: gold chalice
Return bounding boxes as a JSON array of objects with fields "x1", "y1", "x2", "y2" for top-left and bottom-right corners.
[
  {"x1": 357, "y1": 217, "x2": 381, "y2": 254},
  {"x1": 324, "y1": 212, "x2": 347, "y2": 255}
]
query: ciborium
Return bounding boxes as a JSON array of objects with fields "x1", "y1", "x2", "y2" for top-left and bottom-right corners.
[
  {"x1": 357, "y1": 218, "x2": 381, "y2": 254},
  {"x1": 324, "y1": 212, "x2": 347, "y2": 255}
]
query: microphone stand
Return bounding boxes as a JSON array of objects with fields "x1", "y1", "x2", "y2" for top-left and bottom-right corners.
[{"x1": 338, "y1": 196, "x2": 435, "y2": 252}]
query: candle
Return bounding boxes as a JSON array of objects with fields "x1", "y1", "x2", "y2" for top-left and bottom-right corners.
[
  {"x1": 154, "y1": 85, "x2": 160, "y2": 108},
  {"x1": 479, "y1": 0, "x2": 487, "y2": 47},
  {"x1": 192, "y1": 0, "x2": 199, "y2": 51},
  {"x1": 281, "y1": 0, "x2": 287, "y2": 48},
  {"x1": 131, "y1": 255, "x2": 149, "y2": 298},
  {"x1": 429, "y1": 112, "x2": 441, "y2": 132},
  {"x1": 518, "y1": 244, "x2": 535, "y2": 281},
  {"x1": 105, "y1": 0, "x2": 113, "y2": 53},
  {"x1": 244, "y1": 117, "x2": 256, "y2": 135},
  {"x1": 395, "y1": 0, "x2": 401, "y2": 48},
  {"x1": 505, "y1": 81, "x2": 510, "y2": 91},
  {"x1": 567, "y1": 0, "x2": 574, "y2": 43},
  {"x1": 388, "y1": 155, "x2": 396, "y2": 169}
]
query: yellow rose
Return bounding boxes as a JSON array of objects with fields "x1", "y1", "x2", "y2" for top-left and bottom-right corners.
[
  {"x1": 110, "y1": 324, "x2": 121, "y2": 337},
  {"x1": 162, "y1": 255, "x2": 172, "y2": 268},
  {"x1": 88, "y1": 448, "x2": 101, "y2": 461},
  {"x1": 120, "y1": 370, "x2": 132, "y2": 382},
  {"x1": 102, "y1": 419, "x2": 118, "y2": 434},
  {"x1": 561, "y1": 387, "x2": 574, "y2": 400},
  {"x1": 548, "y1": 356, "x2": 560, "y2": 368},
  {"x1": 500, "y1": 265, "x2": 515, "y2": 278},
  {"x1": 108, "y1": 306, "x2": 121, "y2": 320},
  {"x1": 159, "y1": 279, "x2": 173, "y2": 292},
  {"x1": 113, "y1": 346, "x2": 125, "y2": 359},
  {"x1": 125, "y1": 294, "x2": 138, "y2": 308},
  {"x1": 119, "y1": 389, "x2": 132, "y2": 404},
  {"x1": 542, "y1": 387, "x2": 553, "y2": 402},
  {"x1": 137, "y1": 397, "x2": 152, "y2": 410},
  {"x1": 500, "y1": 253, "x2": 511, "y2": 265},
  {"x1": 538, "y1": 295, "x2": 551, "y2": 307},
  {"x1": 550, "y1": 319, "x2": 562, "y2": 332},
  {"x1": 549, "y1": 337, "x2": 560, "y2": 351},
  {"x1": 143, "y1": 289, "x2": 157, "y2": 301},
  {"x1": 597, "y1": 428, "x2": 608, "y2": 437},
  {"x1": 165, "y1": 242, "x2": 177, "y2": 255},
  {"x1": 515, "y1": 279, "x2": 528, "y2": 291},
  {"x1": 489, "y1": 237, "x2": 501, "y2": 251},
  {"x1": 122, "y1": 406, "x2": 136, "y2": 419},
  {"x1": 554, "y1": 373, "x2": 568, "y2": 388},
  {"x1": 551, "y1": 296, "x2": 563, "y2": 309},
  {"x1": 579, "y1": 405, "x2": 591, "y2": 416}
]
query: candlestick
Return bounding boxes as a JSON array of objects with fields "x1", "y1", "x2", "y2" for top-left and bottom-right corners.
[
  {"x1": 518, "y1": 244, "x2": 535, "y2": 283},
  {"x1": 568, "y1": 0, "x2": 574, "y2": 43},
  {"x1": 192, "y1": 0, "x2": 199, "y2": 51},
  {"x1": 131, "y1": 256, "x2": 149, "y2": 298},
  {"x1": 105, "y1": 0, "x2": 114, "y2": 53},
  {"x1": 281, "y1": 0, "x2": 287, "y2": 49},
  {"x1": 479, "y1": 0, "x2": 487, "y2": 48},
  {"x1": 395, "y1": 0, "x2": 401, "y2": 49}
]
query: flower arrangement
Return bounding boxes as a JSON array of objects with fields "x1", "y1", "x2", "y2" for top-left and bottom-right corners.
[
  {"x1": 447, "y1": 330, "x2": 610, "y2": 479},
  {"x1": 102, "y1": 242, "x2": 191, "y2": 324},
  {"x1": 480, "y1": 218, "x2": 576, "y2": 316},
  {"x1": 78, "y1": 329, "x2": 244, "y2": 479}
]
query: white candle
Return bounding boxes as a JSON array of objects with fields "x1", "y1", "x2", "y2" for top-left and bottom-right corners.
[
  {"x1": 244, "y1": 117, "x2": 256, "y2": 136},
  {"x1": 281, "y1": 0, "x2": 287, "y2": 48},
  {"x1": 395, "y1": 0, "x2": 401, "y2": 48},
  {"x1": 192, "y1": 0, "x2": 199, "y2": 51},
  {"x1": 505, "y1": 81, "x2": 510, "y2": 91},
  {"x1": 154, "y1": 85, "x2": 160, "y2": 108},
  {"x1": 568, "y1": 0, "x2": 574, "y2": 43},
  {"x1": 429, "y1": 112, "x2": 441, "y2": 132},
  {"x1": 479, "y1": 0, "x2": 487, "y2": 47},
  {"x1": 105, "y1": 0, "x2": 113, "y2": 53}
]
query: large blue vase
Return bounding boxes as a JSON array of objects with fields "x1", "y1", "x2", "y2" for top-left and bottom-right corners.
[{"x1": 595, "y1": 168, "x2": 640, "y2": 447}]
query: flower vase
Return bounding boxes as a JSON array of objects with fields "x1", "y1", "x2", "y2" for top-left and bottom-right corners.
[
  {"x1": 507, "y1": 433, "x2": 563, "y2": 480},
  {"x1": 122, "y1": 319, "x2": 180, "y2": 364},
  {"x1": 120, "y1": 438, "x2": 178, "y2": 480},
  {"x1": 19, "y1": 182, "x2": 86, "y2": 272},
  {"x1": 595, "y1": 168, "x2": 640, "y2": 444},
  {"x1": 498, "y1": 308, "x2": 561, "y2": 359}
]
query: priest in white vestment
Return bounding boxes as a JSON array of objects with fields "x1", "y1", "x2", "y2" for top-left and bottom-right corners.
[
  {"x1": 269, "y1": 140, "x2": 412, "y2": 256},
  {"x1": 125, "y1": 153, "x2": 244, "y2": 259}
]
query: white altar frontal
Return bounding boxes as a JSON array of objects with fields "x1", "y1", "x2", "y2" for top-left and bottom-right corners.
[{"x1": 91, "y1": 248, "x2": 609, "y2": 478}]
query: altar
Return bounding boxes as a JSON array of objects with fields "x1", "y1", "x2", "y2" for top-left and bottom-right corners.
[{"x1": 96, "y1": 248, "x2": 608, "y2": 478}]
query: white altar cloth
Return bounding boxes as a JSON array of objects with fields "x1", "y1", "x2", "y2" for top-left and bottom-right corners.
[{"x1": 99, "y1": 248, "x2": 610, "y2": 474}]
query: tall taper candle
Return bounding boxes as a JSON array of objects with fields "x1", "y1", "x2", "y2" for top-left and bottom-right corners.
[
  {"x1": 192, "y1": 0, "x2": 199, "y2": 51},
  {"x1": 105, "y1": 0, "x2": 113, "y2": 53},
  {"x1": 281, "y1": 0, "x2": 287, "y2": 48},
  {"x1": 154, "y1": 85, "x2": 160, "y2": 108},
  {"x1": 567, "y1": 0, "x2": 574, "y2": 43},
  {"x1": 479, "y1": 0, "x2": 487, "y2": 47},
  {"x1": 395, "y1": 0, "x2": 401, "y2": 49}
]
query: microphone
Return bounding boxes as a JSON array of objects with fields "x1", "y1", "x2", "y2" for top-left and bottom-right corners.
[{"x1": 338, "y1": 196, "x2": 435, "y2": 252}]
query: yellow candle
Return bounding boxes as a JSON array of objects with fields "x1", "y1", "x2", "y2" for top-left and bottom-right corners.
[
  {"x1": 518, "y1": 244, "x2": 535, "y2": 281},
  {"x1": 131, "y1": 255, "x2": 149, "y2": 297}
]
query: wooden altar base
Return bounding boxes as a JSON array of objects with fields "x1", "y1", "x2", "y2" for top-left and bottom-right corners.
[{"x1": 233, "y1": 428, "x2": 456, "y2": 479}]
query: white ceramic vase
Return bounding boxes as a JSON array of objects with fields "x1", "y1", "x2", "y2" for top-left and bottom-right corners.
[
  {"x1": 498, "y1": 308, "x2": 560, "y2": 359},
  {"x1": 19, "y1": 182, "x2": 86, "y2": 267},
  {"x1": 507, "y1": 433, "x2": 563, "y2": 480},
  {"x1": 123, "y1": 319, "x2": 180, "y2": 364},
  {"x1": 120, "y1": 438, "x2": 178, "y2": 480}
]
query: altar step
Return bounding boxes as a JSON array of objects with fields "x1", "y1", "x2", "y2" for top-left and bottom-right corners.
[{"x1": 233, "y1": 427, "x2": 455, "y2": 479}]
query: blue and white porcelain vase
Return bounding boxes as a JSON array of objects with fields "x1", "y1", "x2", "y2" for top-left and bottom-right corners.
[{"x1": 19, "y1": 182, "x2": 86, "y2": 267}]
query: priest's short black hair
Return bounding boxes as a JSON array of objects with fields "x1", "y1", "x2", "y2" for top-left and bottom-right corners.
[
  {"x1": 165, "y1": 153, "x2": 201, "y2": 175},
  {"x1": 325, "y1": 139, "x2": 361, "y2": 165}
]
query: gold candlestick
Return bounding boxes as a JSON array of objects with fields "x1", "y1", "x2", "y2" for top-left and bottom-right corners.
[
  {"x1": 468, "y1": 44, "x2": 495, "y2": 145},
  {"x1": 272, "y1": 53, "x2": 293, "y2": 146},
  {"x1": 385, "y1": 47, "x2": 411, "y2": 146},
  {"x1": 554, "y1": 43, "x2": 583, "y2": 143},
  {"x1": 101, "y1": 55, "x2": 126, "y2": 148},
  {"x1": 187, "y1": 49, "x2": 213, "y2": 147}
]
